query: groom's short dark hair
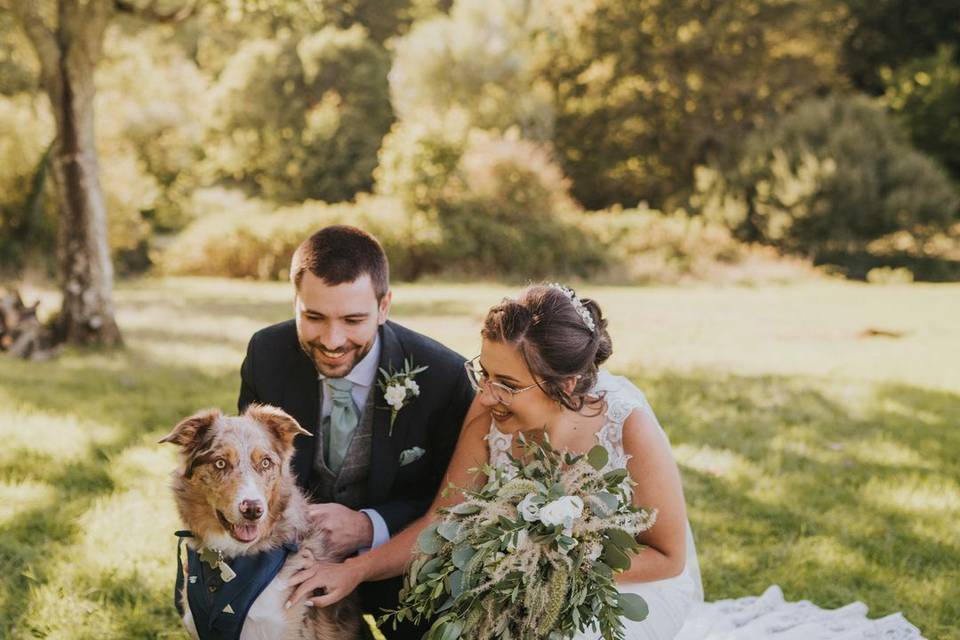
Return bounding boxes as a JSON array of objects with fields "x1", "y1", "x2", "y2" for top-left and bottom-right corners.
[{"x1": 291, "y1": 225, "x2": 389, "y2": 299}]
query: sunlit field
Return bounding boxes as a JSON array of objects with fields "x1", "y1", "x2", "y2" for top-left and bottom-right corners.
[{"x1": 1, "y1": 277, "x2": 957, "y2": 639}]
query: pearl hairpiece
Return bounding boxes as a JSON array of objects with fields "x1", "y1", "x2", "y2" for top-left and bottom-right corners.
[{"x1": 547, "y1": 283, "x2": 596, "y2": 333}]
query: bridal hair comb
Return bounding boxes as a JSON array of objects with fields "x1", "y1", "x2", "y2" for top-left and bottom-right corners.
[{"x1": 547, "y1": 283, "x2": 596, "y2": 333}]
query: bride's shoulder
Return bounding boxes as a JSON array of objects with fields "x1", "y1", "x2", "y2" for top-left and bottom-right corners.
[{"x1": 593, "y1": 369, "x2": 651, "y2": 421}]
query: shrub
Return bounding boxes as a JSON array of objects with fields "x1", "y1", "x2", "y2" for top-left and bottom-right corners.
[
  {"x1": 377, "y1": 122, "x2": 607, "y2": 279},
  {"x1": 156, "y1": 190, "x2": 441, "y2": 281},
  {"x1": 694, "y1": 95, "x2": 960, "y2": 258},
  {"x1": 205, "y1": 25, "x2": 393, "y2": 203}
]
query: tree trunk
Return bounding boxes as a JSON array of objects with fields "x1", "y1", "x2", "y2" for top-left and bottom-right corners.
[
  {"x1": 49, "y1": 36, "x2": 122, "y2": 346},
  {"x1": 14, "y1": 0, "x2": 122, "y2": 347}
]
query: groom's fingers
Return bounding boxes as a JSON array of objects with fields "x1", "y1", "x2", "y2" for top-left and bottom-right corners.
[
  {"x1": 286, "y1": 571, "x2": 323, "y2": 608},
  {"x1": 307, "y1": 586, "x2": 343, "y2": 609}
]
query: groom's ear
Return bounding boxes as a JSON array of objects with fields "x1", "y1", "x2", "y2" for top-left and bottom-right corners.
[
  {"x1": 159, "y1": 409, "x2": 221, "y2": 448},
  {"x1": 245, "y1": 404, "x2": 311, "y2": 455},
  {"x1": 377, "y1": 289, "x2": 392, "y2": 325}
]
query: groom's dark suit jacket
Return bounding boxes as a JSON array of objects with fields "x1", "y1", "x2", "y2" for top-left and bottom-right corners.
[{"x1": 238, "y1": 319, "x2": 474, "y2": 638}]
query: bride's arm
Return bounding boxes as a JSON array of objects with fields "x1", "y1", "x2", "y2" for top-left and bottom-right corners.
[
  {"x1": 616, "y1": 409, "x2": 690, "y2": 583},
  {"x1": 287, "y1": 401, "x2": 492, "y2": 607}
]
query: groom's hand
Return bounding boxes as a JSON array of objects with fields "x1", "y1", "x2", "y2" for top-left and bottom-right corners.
[{"x1": 306, "y1": 503, "x2": 373, "y2": 557}]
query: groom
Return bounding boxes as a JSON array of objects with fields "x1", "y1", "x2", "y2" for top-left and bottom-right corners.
[{"x1": 237, "y1": 225, "x2": 476, "y2": 638}]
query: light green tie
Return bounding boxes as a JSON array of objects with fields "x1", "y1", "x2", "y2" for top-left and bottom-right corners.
[{"x1": 326, "y1": 377, "x2": 358, "y2": 474}]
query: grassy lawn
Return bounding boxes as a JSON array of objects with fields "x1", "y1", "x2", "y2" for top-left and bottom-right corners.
[{"x1": 1, "y1": 277, "x2": 957, "y2": 639}]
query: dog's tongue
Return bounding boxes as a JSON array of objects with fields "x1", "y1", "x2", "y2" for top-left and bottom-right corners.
[{"x1": 232, "y1": 523, "x2": 258, "y2": 543}]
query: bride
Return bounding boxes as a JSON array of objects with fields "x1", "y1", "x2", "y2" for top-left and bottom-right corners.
[{"x1": 287, "y1": 284, "x2": 924, "y2": 640}]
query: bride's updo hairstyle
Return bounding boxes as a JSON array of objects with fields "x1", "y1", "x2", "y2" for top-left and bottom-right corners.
[{"x1": 481, "y1": 284, "x2": 613, "y2": 412}]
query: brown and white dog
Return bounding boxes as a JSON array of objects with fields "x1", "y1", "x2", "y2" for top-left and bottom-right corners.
[{"x1": 161, "y1": 404, "x2": 360, "y2": 640}]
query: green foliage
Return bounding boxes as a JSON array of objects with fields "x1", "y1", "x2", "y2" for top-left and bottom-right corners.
[
  {"x1": 156, "y1": 189, "x2": 442, "y2": 281},
  {"x1": 378, "y1": 122, "x2": 608, "y2": 278},
  {"x1": 540, "y1": 0, "x2": 845, "y2": 210},
  {"x1": 839, "y1": 0, "x2": 960, "y2": 93},
  {"x1": 0, "y1": 95, "x2": 57, "y2": 273},
  {"x1": 883, "y1": 46, "x2": 960, "y2": 181},
  {"x1": 695, "y1": 95, "x2": 960, "y2": 257},
  {"x1": 205, "y1": 25, "x2": 393, "y2": 203},
  {"x1": 389, "y1": 0, "x2": 555, "y2": 141}
]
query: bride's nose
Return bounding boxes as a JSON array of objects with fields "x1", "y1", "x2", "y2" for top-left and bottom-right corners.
[{"x1": 477, "y1": 387, "x2": 502, "y2": 408}]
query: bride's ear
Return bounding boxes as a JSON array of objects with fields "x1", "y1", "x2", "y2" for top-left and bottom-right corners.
[{"x1": 560, "y1": 375, "x2": 578, "y2": 398}]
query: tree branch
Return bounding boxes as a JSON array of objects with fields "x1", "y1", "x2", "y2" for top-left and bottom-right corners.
[
  {"x1": 113, "y1": 0, "x2": 198, "y2": 23},
  {"x1": 9, "y1": 2, "x2": 60, "y2": 93}
]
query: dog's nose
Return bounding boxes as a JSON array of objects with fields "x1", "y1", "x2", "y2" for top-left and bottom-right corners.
[{"x1": 239, "y1": 499, "x2": 264, "y2": 521}]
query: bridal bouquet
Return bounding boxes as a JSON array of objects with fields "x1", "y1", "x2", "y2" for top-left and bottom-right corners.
[{"x1": 386, "y1": 435, "x2": 657, "y2": 640}]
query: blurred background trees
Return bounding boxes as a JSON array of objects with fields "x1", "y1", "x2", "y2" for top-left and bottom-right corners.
[{"x1": 1, "y1": 0, "x2": 958, "y2": 339}]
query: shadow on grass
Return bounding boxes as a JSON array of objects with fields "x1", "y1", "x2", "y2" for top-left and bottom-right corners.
[
  {"x1": 0, "y1": 350, "x2": 237, "y2": 637},
  {"x1": 632, "y1": 370, "x2": 959, "y2": 639}
]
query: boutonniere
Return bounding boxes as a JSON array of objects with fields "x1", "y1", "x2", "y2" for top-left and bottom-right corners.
[{"x1": 378, "y1": 357, "x2": 428, "y2": 437}]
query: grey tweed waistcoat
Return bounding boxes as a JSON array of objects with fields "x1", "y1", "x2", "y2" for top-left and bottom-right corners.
[{"x1": 310, "y1": 385, "x2": 374, "y2": 508}]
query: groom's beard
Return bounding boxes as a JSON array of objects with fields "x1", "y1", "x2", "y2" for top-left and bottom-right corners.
[{"x1": 299, "y1": 335, "x2": 375, "y2": 379}]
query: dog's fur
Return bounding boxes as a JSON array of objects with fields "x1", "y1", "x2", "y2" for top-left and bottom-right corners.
[{"x1": 161, "y1": 404, "x2": 360, "y2": 640}]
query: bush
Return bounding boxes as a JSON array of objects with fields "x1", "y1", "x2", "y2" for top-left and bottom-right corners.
[
  {"x1": 694, "y1": 95, "x2": 960, "y2": 258},
  {"x1": 156, "y1": 190, "x2": 442, "y2": 281},
  {"x1": 206, "y1": 25, "x2": 393, "y2": 203},
  {"x1": 866, "y1": 266, "x2": 914, "y2": 285},
  {"x1": 377, "y1": 122, "x2": 607, "y2": 279},
  {"x1": 883, "y1": 45, "x2": 960, "y2": 182}
]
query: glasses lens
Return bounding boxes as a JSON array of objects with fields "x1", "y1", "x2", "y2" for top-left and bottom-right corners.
[
  {"x1": 464, "y1": 360, "x2": 482, "y2": 391},
  {"x1": 489, "y1": 382, "x2": 512, "y2": 406}
]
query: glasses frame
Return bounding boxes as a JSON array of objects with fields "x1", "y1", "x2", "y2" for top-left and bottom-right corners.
[{"x1": 464, "y1": 355, "x2": 540, "y2": 406}]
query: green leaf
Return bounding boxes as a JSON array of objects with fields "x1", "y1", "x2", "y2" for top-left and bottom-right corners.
[
  {"x1": 587, "y1": 445, "x2": 609, "y2": 470},
  {"x1": 419, "y1": 557, "x2": 444, "y2": 580},
  {"x1": 437, "y1": 521, "x2": 461, "y2": 541},
  {"x1": 438, "y1": 620, "x2": 463, "y2": 640},
  {"x1": 617, "y1": 593, "x2": 649, "y2": 621},
  {"x1": 448, "y1": 502, "x2": 481, "y2": 515},
  {"x1": 603, "y1": 468, "x2": 628, "y2": 485},
  {"x1": 417, "y1": 523, "x2": 442, "y2": 554},
  {"x1": 590, "y1": 491, "x2": 619, "y2": 515},
  {"x1": 602, "y1": 541, "x2": 631, "y2": 571},
  {"x1": 451, "y1": 544, "x2": 476, "y2": 571},
  {"x1": 605, "y1": 528, "x2": 640, "y2": 551},
  {"x1": 448, "y1": 569, "x2": 465, "y2": 598}
]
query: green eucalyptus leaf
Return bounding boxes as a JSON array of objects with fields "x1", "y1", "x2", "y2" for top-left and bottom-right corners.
[
  {"x1": 448, "y1": 570, "x2": 465, "y2": 598},
  {"x1": 438, "y1": 521, "x2": 461, "y2": 541},
  {"x1": 604, "y1": 468, "x2": 629, "y2": 485},
  {"x1": 449, "y1": 502, "x2": 481, "y2": 515},
  {"x1": 602, "y1": 541, "x2": 631, "y2": 571},
  {"x1": 587, "y1": 445, "x2": 609, "y2": 470},
  {"x1": 617, "y1": 593, "x2": 650, "y2": 621},
  {"x1": 452, "y1": 544, "x2": 476, "y2": 571},
  {"x1": 605, "y1": 528, "x2": 640, "y2": 551},
  {"x1": 419, "y1": 556, "x2": 444, "y2": 580},
  {"x1": 417, "y1": 523, "x2": 442, "y2": 555}
]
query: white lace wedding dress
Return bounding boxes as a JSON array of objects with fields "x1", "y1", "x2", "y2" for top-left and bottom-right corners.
[{"x1": 485, "y1": 370, "x2": 926, "y2": 640}]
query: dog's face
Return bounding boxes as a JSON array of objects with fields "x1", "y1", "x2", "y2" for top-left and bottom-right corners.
[{"x1": 161, "y1": 405, "x2": 310, "y2": 554}]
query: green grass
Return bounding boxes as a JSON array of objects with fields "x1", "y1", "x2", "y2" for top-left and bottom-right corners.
[{"x1": 2, "y1": 277, "x2": 957, "y2": 639}]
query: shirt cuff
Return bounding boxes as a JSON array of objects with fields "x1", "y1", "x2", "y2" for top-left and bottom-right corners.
[{"x1": 358, "y1": 508, "x2": 390, "y2": 552}]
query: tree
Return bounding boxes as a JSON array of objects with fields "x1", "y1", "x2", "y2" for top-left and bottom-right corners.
[{"x1": 6, "y1": 0, "x2": 194, "y2": 347}]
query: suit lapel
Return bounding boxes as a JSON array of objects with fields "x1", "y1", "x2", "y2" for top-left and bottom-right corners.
[
  {"x1": 368, "y1": 322, "x2": 409, "y2": 504},
  {"x1": 283, "y1": 347, "x2": 320, "y2": 489}
]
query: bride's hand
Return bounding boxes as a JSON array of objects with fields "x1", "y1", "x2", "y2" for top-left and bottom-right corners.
[{"x1": 286, "y1": 556, "x2": 365, "y2": 609}]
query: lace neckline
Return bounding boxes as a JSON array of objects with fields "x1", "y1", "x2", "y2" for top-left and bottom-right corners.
[{"x1": 486, "y1": 371, "x2": 645, "y2": 473}]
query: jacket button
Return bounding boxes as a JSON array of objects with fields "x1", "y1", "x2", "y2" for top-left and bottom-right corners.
[{"x1": 208, "y1": 585, "x2": 217, "y2": 593}]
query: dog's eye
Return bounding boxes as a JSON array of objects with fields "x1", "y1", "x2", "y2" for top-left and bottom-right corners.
[
  {"x1": 214, "y1": 459, "x2": 227, "y2": 470},
  {"x1": 260, "y1": 458, "x2": 273, "y2": 470}
]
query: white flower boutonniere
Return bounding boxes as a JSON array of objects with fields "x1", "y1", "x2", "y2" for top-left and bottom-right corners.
[{"x1": 378, "y1": 358, "x2": 428, "y2": 437}]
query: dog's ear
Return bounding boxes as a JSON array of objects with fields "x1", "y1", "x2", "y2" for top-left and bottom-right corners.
[
  {"x1": 245, "y1": 404, "x2": 311, "y2": 453},
  {"x1": 159, "y1": 409, "x2": 221, "y2": 448}
]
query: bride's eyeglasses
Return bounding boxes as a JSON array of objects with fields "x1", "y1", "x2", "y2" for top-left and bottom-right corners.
[{"x1": 464, "y1": 356, "x2": 539, "y2": 406}]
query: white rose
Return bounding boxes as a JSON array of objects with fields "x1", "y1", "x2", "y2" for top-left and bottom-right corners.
[
  {"x1": 538, "y1": 495, "x2": 584, "y2": 533},
  {"x1": 517, "y1": 493, "x2": 541, "y2": 523},
  {"x1": 404, "y1": 378, "x2": 420, "y2": 394},
  {"x1": 384, "y1": 384, "x2": 407, "y2": 409}
]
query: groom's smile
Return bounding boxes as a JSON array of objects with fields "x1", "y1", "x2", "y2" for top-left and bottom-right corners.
[{"x1": 294, "y1": 271, "x2": 391, "y2": 378}]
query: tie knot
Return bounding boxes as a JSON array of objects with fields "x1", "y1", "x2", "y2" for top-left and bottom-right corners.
[{"x1": 326, "y1": 377, "x2": 354, "y2": 397}]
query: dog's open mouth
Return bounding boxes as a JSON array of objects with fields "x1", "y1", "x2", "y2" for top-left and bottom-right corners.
[{"x1": 216, "y1": 510, "x2": 259, "y2": 543}]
